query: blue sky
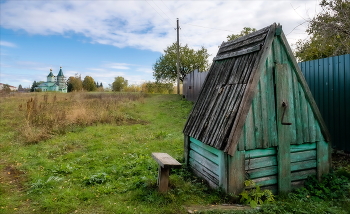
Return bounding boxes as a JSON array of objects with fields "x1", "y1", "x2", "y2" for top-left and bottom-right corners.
[{"x1": 0, "y1": 0, "x2": 321, "y2": 89}]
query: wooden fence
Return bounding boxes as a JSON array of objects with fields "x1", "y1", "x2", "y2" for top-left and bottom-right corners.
[{"x1": 183, "y1": 69, "x2": 208, "y2": 102}]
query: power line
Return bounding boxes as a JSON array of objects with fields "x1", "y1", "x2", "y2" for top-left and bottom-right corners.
[{"x1": 144, "y1": 0, "x2": 173, "y2": 27}]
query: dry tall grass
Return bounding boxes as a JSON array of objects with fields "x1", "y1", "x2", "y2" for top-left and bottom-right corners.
[{"x1": 1, "y1": 92, "x2": 145, "y2": 144}]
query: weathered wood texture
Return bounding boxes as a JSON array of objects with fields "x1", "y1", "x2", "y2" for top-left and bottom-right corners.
[
  {"x1": 152, "y1": 153, "x2": 182, "y2": 193},
  {"x1": 188, "y1": 137, "x2": 227, "y2": 189},
  {"x1": 183, "y1": 24, "x2": 273, "y2": 151}
]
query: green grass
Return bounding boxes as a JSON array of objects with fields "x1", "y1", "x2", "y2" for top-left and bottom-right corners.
[
  {"x1": 1, "y1": 93, "x2": 349, "y2": 214},
  {"x1": 0, "y1": 94, "x2": 226, "y2": 214}
]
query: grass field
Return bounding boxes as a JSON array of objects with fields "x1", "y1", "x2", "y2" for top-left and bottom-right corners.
[{"x1": 0, "y1": 92, "x2": 349, "y2": 214}]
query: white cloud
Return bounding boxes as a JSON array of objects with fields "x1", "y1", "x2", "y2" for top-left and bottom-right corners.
[
  {"x1": 103, "y1": 63, "x2": 130, "y2": 70},
  {"x1": 0, "y1": 0, "x2": 320, "y2": 57},
  {"x1": 0, "y1": 41, "x2": 17, "y2": 48}
]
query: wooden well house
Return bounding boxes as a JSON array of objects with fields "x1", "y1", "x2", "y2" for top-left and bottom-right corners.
[{"x1": 183, "y1": 23, "x2": 331, "y2": 194}]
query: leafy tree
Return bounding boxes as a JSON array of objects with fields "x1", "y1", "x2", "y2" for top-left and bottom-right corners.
[
  {"x1": 18, "y1": 84, "x2": 23, "y2": 91},
  {"x1": 153, "y1": 43, "x2": 210, "y2": 82},
  {"x1": 30, "y1": 81, "x2": 38, "y2": 92},
  {"x1": 295, "y1": 0, "x2": 350, "y2": 61},
  {"x1": 227, "y1": 27, "x2": 257, "y2": 41},
  {"x1": 67, "y1": 76, "x2": 83, "y2": 92},
  {"x1": 112, "y1": 76, "x2": 128, "y2": 92},
  {"x1": 82, "y1": 76, "x2": 97, "y2": 91},
  {"x1": 1, "y1": 84, "x2": 11, "y2": 93},
  {"x1": 99, "y1": 82, "x2": 103, "y2": 88}
]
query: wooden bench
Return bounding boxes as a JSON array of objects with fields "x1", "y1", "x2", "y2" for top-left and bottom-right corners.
[{"x1": 152, "y1": 153, "x2": 182, "y2": 192}]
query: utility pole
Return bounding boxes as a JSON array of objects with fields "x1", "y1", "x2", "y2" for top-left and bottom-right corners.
[{"x1": 176, "y1": 18, "x2": 180, "y2": 95}]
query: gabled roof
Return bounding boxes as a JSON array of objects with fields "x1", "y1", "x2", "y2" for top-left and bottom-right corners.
[{"x1": 183, "y1": 23, "x2": 330, "y2": 155}]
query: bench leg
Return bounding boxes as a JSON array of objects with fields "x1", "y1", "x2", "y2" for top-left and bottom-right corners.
[{"x1": 158, "y1": 166, "x2": 170, "y2": 193}]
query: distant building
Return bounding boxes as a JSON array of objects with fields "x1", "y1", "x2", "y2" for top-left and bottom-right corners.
[
  {"x1": 37, "y1": 67, "x2": 67, "y2": 93},
  {"x1": 0, "y1": 83, "x2": 17, "y2": 91}
]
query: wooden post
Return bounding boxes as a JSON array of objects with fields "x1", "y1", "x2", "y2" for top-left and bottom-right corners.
[
  {"x1": 276, "y1": 63, "x2": 292, "y2": 193},
  {"x1": 184, "y1": 135, "x2": 190, "y2": 165},
  {"x1": 227, "y1": 150, "x2": 245, "y2": 195},
  {"x1": 317, "y1": 141, "x2": 330, "y2": 181},
  {"x1": 158, "y1": 166, "x2": 170, "y2": 193}
]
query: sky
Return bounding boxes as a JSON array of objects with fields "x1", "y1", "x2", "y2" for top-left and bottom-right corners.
[{"x1": 0, "y1": 0, "x2": 321, "y2": 89}]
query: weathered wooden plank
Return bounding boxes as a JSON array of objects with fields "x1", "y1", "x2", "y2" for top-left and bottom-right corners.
[
  {"x1": 214, "y1": 44, "x2": 261, "y2": 61},
  {"x1": 299, "y1": 83, "x2": 310, "y2": 142},
  {"x1": 152, "y1": 153, "x2": 182, "y2": 168},
  {"x1": 317, "y1": 141, "x2": 330, "y2": 180},
  {"x1": 276, "y1": 63, "x2": 292, "y2": 193},
  {"x1": 290, "y1": 150, "x2": 316, "y2": 163},
  {"x1": 225, "y1": 24, "x2": 277, "y2": 155},
  {"x1": 189, "y1": 158, "x2": 219, "y2": 183},
  {"x1": 278, "y1": 31, "x2": 331, "y2": 142},
  {"x1": 245, "y1": 156, "x2": 277, "y2": 170},
  {"x1": 259, "y1": 65, "x2": 269, "y2": 148},
  {"x1": 220, "y1": 25, "x2": 270, "y2": 48},
  {"x1": 265, "y1": 51, "x2": 278, "y2": 147},
  {"x1": 253, "y1": 84, "x2": 263, "y2": 148},
  {"x1": 228, "y1": 150, "x2": 245, "y2": 195},
  {"x1": 245, "y1": 148, "x2": 276, "y2": 159},
  {"x1": 290, "y1": 143, "x2": 316, "y2": 153},
  {"x1": 244, "y1": 107, "x2": 255, "y2": 150},
  {"x1": 190, "y1": 142, "x2": 219, "y2": 165},
  {"x1": 252, "y1": 175, "x2": 277, "y2": 186},
  {"x1": 190, "y1": 137, "x2": 221, "y2": 156},
  {"x1": 237, "y1": 125, "x2": 245, "y2": 151},
  {"x1": 307, "y1": 103, "x2": 316, "y2": 142},
  {"x1": 219, "y1": 152, "x2": 228, "y2": 191},
  {"x1": 190, "y1": 163, "x2": 219, "y2": 188},
  {"x1": 218, "y1": 33, "x2": 266, "y2": 54},
  {"x1": 246, "y1": 165, "x2": 277, "y2": 179},
  {"x1": 189, "y1": 150, "x2": 219, "y2": 174},
  {"x1": 184, "y1": 135, "x2": 190, "y2": 165},
  {"x1": 291, "y1": 160, "x2": 317, "y2": 171},
  {"x1": 291, "y1": 169, "x2": 316, "y2": 181},
  {"x1": 292, "y1": 66, "x2": 303, "y2": 144},
  {"x1": 286, "y1": 62, "x2": 297, "y2": 144}
]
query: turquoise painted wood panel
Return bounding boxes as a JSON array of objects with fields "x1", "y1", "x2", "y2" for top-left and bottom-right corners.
[
  {"x1": 189, "y1": 137, "x2": 227, "y2": 189},
  {"x1": 252, "y1": 175, "x2": 277, "y2": 186},
  {"x1": 290, "y1": 150, "x2": 316, "y2": 163},
  {"x1": 291, "y1": 169, "x2": 316, "y2": 181},
  {"x1": 190, "y1": 142, "x2": 219, "y2": 165},
  {"x1": 245, "y1": 148, "x2": 276, "y2": 159},
  {"x1": 290, "y1": 143, "x2": 316, "y2": 152},
  {"x1": 245, "y1": 156, "x2": 277, "y2": 170},
  {"x1": 189, "y1": 158, "x2": 219, "y2": 185},
  {"x1": 291, "y1": 160, "x2": 317, "y2": 171},
  {"x1": 189, "y1": 150, "x2": 219, "y2": 174},
  {"x1": 190, "y1": 137, "x2": 221, "y2": 156},
  {"x1": 247, "y1": 166, "x2": 278, "y2": 179}
]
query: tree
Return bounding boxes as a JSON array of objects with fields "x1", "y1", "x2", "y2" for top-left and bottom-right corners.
[
  {"x1": 30, "y1": 81, "x2": 38, "y2": 92},
  {"x1": 67, "y1": 76, "x2": 83, "y2": 92},
  {"x1": 295, "y1": 0, "x2": 350, "y2": 61},
  {"x1": 112, "y1": 76, "x2": 128, "y2": 92},
  {"x1": 153, "y1": 43, "x2": 210, "y2": 82},
  {"x1": 1, "y1": 84, "x2": 11, "y2": 94},
  {"x1": 227, "y1": 27, "x2": 257, "y2": 41},
  {"x1": 18, "y1": 84, "x2": 23, "y2": 91},
  {"x1": 82, "y1": 76, "x2": 97, "y2": 91}
]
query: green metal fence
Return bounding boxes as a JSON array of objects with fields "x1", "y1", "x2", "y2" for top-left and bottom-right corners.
[{"x1": 298, "y1": 54, "x2": 350, "y2": 153}]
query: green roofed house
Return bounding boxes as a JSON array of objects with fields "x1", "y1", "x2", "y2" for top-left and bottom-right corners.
[
  {"x1": 183, "y1": 23, "x2": 331, "y2": 195},
  {"x1": 37, "y1": 67, "x2": 67, "y2": 93}
]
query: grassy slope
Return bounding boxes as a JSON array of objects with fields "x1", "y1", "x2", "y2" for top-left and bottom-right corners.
[{"x1": 0, "y1": 94, "x2": 223, "y2": 214}]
